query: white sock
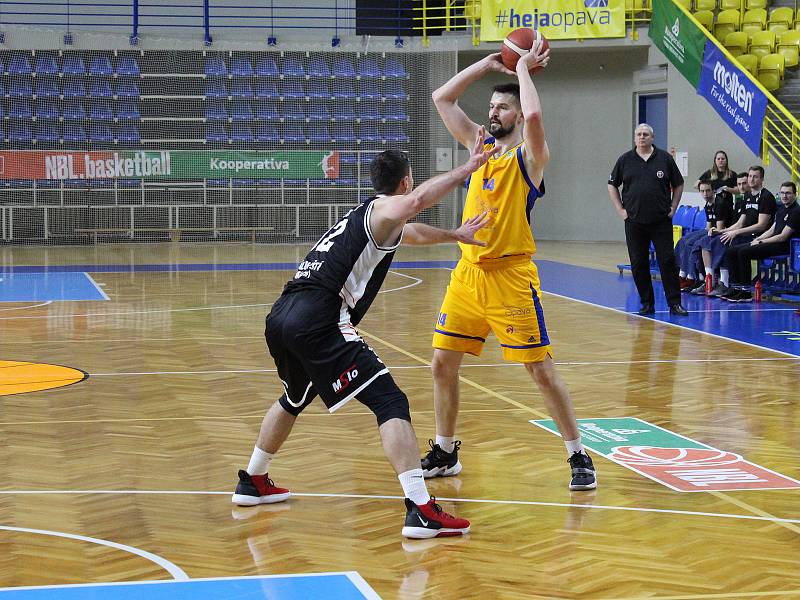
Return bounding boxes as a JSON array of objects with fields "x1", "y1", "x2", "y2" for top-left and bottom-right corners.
[
  {"x1": 398, "y1": 468, "x2": 430, "y2": 506},
  {"x1": 564, "y1": 438, "x2": 586, "y2": 457},
  {"x1": 720, "y1": 269, "x2": 729, "y2": 286},
  {"x1": 246, "y1": 446, "x2": 273, "y2": 476},
  {"x1": 435, "y1": 435, "x2": 456, "y2": 453}
]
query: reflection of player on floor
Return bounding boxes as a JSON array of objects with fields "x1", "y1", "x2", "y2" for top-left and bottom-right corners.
[
  {"x1": 421, "y1": 42, "x2": 597, "y2": 490},
  {"x1": 232, "y1": 134, "x2": 495, "y2": 538}
]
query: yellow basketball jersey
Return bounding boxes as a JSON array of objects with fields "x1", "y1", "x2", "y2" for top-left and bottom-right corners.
[{"x1": 459, "y1": 139, "x2": 544, "y2": 264}]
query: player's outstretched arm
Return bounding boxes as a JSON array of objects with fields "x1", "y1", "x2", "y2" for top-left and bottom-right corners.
[
  {"x1": 432, "y1": 53, "x2": 514, "y2": 149},
  {"x1": 402, "y1": 212, "x2": 490, "y2": 246},
  {"x1": 516, "y1": 44, "x2": 550, "y2": 184}
]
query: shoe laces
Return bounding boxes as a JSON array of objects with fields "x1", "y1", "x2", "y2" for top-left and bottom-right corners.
[
  {"x1": 568, "y1": 451, "x2": 592, "y2": 469},
  {"x1": 426, "y1": 439, "x2": 459, "y2": 457},
  {"x1": 428, "y1": 497, "x2": 455, "y2": 519}
]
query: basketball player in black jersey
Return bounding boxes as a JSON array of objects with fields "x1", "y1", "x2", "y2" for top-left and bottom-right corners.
[{"x1": 232, "y1": 129, "x2": 494, "y2": 538}]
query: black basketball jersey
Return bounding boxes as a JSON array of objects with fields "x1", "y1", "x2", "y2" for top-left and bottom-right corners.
[{"x1": 282, "y1": 196, "x2": 401, "y2": 326}]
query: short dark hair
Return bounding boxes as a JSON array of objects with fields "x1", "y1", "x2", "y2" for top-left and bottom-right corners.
[
  {"x1": 491, "y1": 83, "x2": 521, "y2": 107},
  {"x1": 748, "y1": 165, "x2": 765, "y2": 178},
  {"x1": 698, "y1": 181, "x2": 713, "y2": 190},
  {"x1": 737, "y1": 172, "x2": 749, "y2": 179},
  {"x1": 780, "y1": 181, "x2": 797, "y2": 194},
  {"x1": 370, "y1": 150, "x2": 410, "y2": 195}
]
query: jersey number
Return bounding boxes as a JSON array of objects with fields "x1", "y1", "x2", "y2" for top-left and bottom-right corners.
[{"x1": 313, "y1": 219, "x2": 348, "y2": 252}]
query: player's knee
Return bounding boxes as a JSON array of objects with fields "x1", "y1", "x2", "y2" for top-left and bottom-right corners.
[
  {"x1": 431, "y1": 352, "x2": 459, "y2": 382},
  {"x1": 358, "y1": 385, "x2": 411, "y2": 426},
  {"x1": 525, "y1": 360, "x2": 558, "y2": 390},
  {"x1": 278, "y1": 392, "x2": 309, "y2": 417}
]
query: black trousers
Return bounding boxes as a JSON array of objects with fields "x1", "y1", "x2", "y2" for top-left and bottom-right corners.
[
  {"x1": 624, "y1": 217, "x2": 681, "y2": 307},
  {"x1": 725, "y1": 239, "x2": 790, "y2": 285}
]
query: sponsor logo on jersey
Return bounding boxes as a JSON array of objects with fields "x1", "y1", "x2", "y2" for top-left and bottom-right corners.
[{"x1": 332, "y1": 363, "x2": 359, "y2": 393}]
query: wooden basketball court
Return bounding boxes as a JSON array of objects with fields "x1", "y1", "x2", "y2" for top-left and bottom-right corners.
[{"x1": 1, "y1": 241, "x2": 798, "y2": 599}]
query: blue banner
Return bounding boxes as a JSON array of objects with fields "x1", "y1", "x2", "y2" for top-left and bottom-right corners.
[{"x1": 697, "y1": 41, "x2": 767, "y2": 155}]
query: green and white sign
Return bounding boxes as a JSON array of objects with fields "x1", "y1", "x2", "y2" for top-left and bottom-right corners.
[{"x1": 649, "y1": 0, "x2": 707, "y2": 88}]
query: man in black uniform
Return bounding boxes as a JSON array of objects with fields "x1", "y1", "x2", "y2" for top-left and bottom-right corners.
[
  {"x1": 607, "y1": 123, "x2": 688, "y2": 316},
  {"x1": 231, "y1": 129, "x2": 495, "y2": 539}
]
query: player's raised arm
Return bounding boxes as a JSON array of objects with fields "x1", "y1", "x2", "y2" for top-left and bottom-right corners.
[
  {"x1": 516, "y1": 41, "x2": 551, "y2": 182},
  {"x1": 432, "y1": 53, "x2": 514, "y2": 149}
]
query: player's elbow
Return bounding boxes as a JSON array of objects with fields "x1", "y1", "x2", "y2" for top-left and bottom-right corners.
[{"x1": 524, "y1": 110, "x2": 543, "y2": 126}]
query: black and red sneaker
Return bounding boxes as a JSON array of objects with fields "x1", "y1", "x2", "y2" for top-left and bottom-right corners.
[
  {"x1": 401, "y1": 497, "x2": 470, "y2": 539},
  {"x1": 231, "y1": 470, "x2": 290, "y2": 506}
]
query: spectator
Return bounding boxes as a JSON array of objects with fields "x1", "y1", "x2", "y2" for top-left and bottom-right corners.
[{"x1": 694, "y1": 150, "x2": 737, "y2": 195}]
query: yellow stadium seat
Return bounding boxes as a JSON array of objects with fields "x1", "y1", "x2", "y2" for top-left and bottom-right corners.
[
  {"x1": 777, "y1": 30, "x2": 800, "y2": 67},
  {"x1": 695, "y1": 0, "x2": 716, "y2": 11},
  {"x1": 719, "y1": 0, "x2": 741, "y2": 10},
  {"x1": 745, "y1": 0, "x2": 767, "y2": 9},
  {"x1": 725, "y1": 30, "x2": 750, "y2": 55},
  {"x1": 742, "y1": 7, "x2": 767, "y2": 31},
  {"x1": 761, "y1": 52, "x2": 786, "y2": 77},
  {"x1": 749, "y1": 30, "x2": 776, "y2": 57},
  {"x1": 737, "y1": 53, "x2": 760, "y2": 76},
  {"x1": 674, "y1": 0, "x2": 692, "y2": 10},
  {"x1": 716, "y1": 9, "x2": 741, "y2": 40},
  {"x1": 757, "y1": 69, "x2": 781, "y2": 91},
  {"x1": 694, "y1": 10, "x2": 715, "y2": 32},
  {"x1": 768, "y1": 7, "x2": 794, "y2": 34}
]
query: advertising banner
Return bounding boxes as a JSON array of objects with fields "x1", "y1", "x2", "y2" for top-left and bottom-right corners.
[
  {"x1": 0, "y1": 150, "x2": 340, "y2": 180},
  {"x1": 480, "y1": 0, "x2": 625, "y2": 42},
  {"x1": 697, "y1": 40, "x2": 767, "y2": 155},
  {"x1": 649, "y1": 0, "x2": 707, "y2": 88}
]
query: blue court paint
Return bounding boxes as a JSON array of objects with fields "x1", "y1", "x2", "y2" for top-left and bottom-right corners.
[
  {"x1": 0, "y1": 573, "x2": 380, "y2": 600},
  {"x1": 0, "y1": 273, "x2": 108, "y2": 302}
]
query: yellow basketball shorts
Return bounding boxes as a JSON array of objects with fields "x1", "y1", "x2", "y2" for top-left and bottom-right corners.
[{"x1": 432, "y1": 257, "x2": 553, "y2": 363}]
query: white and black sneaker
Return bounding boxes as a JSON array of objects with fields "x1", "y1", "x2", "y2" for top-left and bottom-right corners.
[
  {"x1": 421, "y1": 439, "x2": 462, "y2": 478},
  {"x1": 568, "y1": 452, "x2": 597, "y2": 491}
]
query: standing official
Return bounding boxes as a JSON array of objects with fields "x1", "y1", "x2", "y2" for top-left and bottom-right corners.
[{"x1": 607, "y1": 124, "x2": 688, "y2": 316}]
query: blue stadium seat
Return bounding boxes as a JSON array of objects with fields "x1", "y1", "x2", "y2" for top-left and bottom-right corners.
[
  {"x1": 34, "y1": 78, "x2": 60, "y2": 98},
  {"x1": 358, "y1": 58, "x2": 381, "y2": 78},
  {"x1": 255, "y1": 57, "x2": 279, "y2": 77},
  {"x1": 205, "y1": 123, "x2": 228, "y2": 143},
  {"x1": 116, "y1": 57, "x2": 141, "y2": 76},
  {"x1": 359, "y1": 101, "x2": 380, "y2": 121},
  {"x1": 692, "y1": 207, "x2": 707, "y2": 230},
  {"x1": 282, "y1": 57, "x2": 305, "y2": 77},
  {"x1": 339, "y1": 152, "x2": 359, "y2": 164},
  {"x1": 230, "y1": 81, "x2": 254, "y2": 98},
  {"x1": 63, "y1": 101, "x2": 86, "y2": 120},
  {"x1": 672, "y1": 205, "x2": 687, "y2": 224},
  {"x1": 117, "y1": 102, "x2": 140, "y2": 120},
  {"x1": 308, "y1": 57, "x2": 331, "y2": 78},
  {"x1": 307, "y1": 79, "x2": 330, "y2": 99},
  {"x1": 282, "y1": 103, "x2": 305, "y2": 121},
  {"x1": 89, "y1": 124, "x2": 113, "y2": 143},
  {"x1": 205, "y1": 57, "x2": 227, "y2": 76},
  {"x1": 205, "y1": 80, "x2": 228, "y2": 98},
  {"x1": 255, "y1": 124, "x2": 280, "y2": 143},
  {"x1": 680, "y1": 206, "x2": 699, "y2": 230},
  {"x1": 230, "y1": 100, "x2": 254, "y2": 121},
  {"x1": 205, "y1": 101, "x2": 228, "y2": 121},
  {"x1": 332, "y1": 57, "x2": 356, "y2": 78},
  {"x1": 90, "y1": 101, "x2": 113, "y2": 121},
  {"x1": 63, "y1": 124, "x2": 87, "y2": 143},
  {"x1": 0, "y1": 104, "x2": 4, "y2": 120},
  {"x1": 255, "y1": 101, "x2": 278, "y2": 120},
  {"x1": 359, "y1": 123, "x2": 381, "y2": 142},
  {"x1": 10, "y1": 78, "x2": 33, "y2": 98},
  {"x1": 9, "y1": 100, "x2": 32, "y2": 119},
  {"x1": 382, "y1": 99, "x2": 408, "y2": 121},
  {"x1": 62, "y1": 56, "x2": 86, "y2": 76},
  {"x1": 62, "y1": 79, "x2": 87, "y2": 98},
  {"x1": 230, "y1": 124, "x2": 254, "y2": 143},
  {"x1": 117, "y1": 124, "x2": 141, "y2": 143},
  {"x1": 384, "y1": 58, "x2": 407, "y2": 78},
  {"x1": 36, "y1": 100, "x2": 60, "y2": 119},
  {"x1": 384, "y1": 123, "x2": 408, "y2": 142},
  {"x1": 255, "y1": 80, "x2": 279, "y2": 98},
  {"x1": 332, "y1": 80, "x2": 355, "y2": 99},
  {"x1": 35, "y1": 122, "x2": 60, "y2": 143},
  {"x1": 231, "y1": 57, "x2": 254, "y2": 77},
  {"x1": 383, "y1": 79, "x2": 407, "y2": 99},
  {"x1": 116, "y1": 81, "x2": 140, "y2": 98},
  {"x1": 89, "y1": 56, "x2": 113, "y2": 76},
  {"x1": 9, "y1": 55, "x2": 32, "y2": 75},
  {"x1": 358, "y1": 80, "x2": 381, "y2": 100},
  {"x1": 0, "y1": 82, "x2": 5, "y2": 97},
  {"x1": 308, "y1": 103, "x2": 330, "y2": 121},
  {"x1": 332, "y1": 102, "x2": 355, "y2": 120},
  {"x1": 90, "y1": 78, "x2": 113, "y2": 98},
  {"x1": 35, "y1": 56, "x2": 59, "y2": 75},
  {"x1": 9, "y1": 123, "x2": 33, "y2": 143},
  {"x1": 283, "y1": 122, "x2": 306, "y2": 142},
  {"x1": 308, "y1": 123, "x2": 331, "y2": 143},
  {"x1": 281, "y1": 79, "x2": 305, "y2": 99}
]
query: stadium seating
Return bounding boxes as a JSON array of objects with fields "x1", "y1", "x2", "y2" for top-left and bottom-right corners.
[
  {"x1": 117, "y1": 57, "x2": 141, "y2": 76},
  {"x1": 383, "y1": 79, "x2": 408, "y2": 99},
  {"x1": 715, "y1": 10, "x2": 741, "y2": 42},
  {"x1": 35, "y1": 123, "x2": 60, "y2": 143},
  {"x1": 332, "y1": 80, "x2": 356, "y2": 99},
  {"x1": 283, "y1": 122, "x2": 307, "y2": 143},
  {"x1": 693, "y1": 10, "x2": 714, "y2": 33},
  {"x1": 384, "y1": 58, "x2": 407, "y2": 78},
  {"x1": 777, "y1": 30, "x2": 800, "y2": 67},
  {"x1": 742, "y1": 8, "x2": 768, "y2": 37},
  {"x1": 360, "y1": 101, "x2": 380, "y2": 121},
  {"x1": 230, "y1": 57, "x2": 254, "y2": 76},
  {"x1": 230, "y1": 81, "x2": 254, "y2": 98},
  {"x1": 34, "y1": 78, "x2": 60, "y2": 98},
  {"x1": 62, "y1": 56, "x2": 86, "y2": 76},
  {"x1": 63, "y1": 101, "x2": 86, "y2": 120},
  {"x1": 8, "y1": 55, "x2": 32, "y2": 74},
  {"x1": 358, "y1": 80, "x2": 381, "y2": 99},
  {"x1": 9, "y1": 78, "x2": 32, "y2": 98},
  {"x1": 332, "y1": 102, "x2": 355, "y2": 120},
  {"x1": 90, "y1": 101, "x2": 113, "y2": 121},
  {"x1": 333, "y1": 123, "x2": 356, "y2": 142},
  {"x1": 9, "y1": 100, "x2": 32, "y2": 119},
  {"x1": 205, "y1": 57, "x2": 227, "y2": 76},
  {"x1": 117, "y1": 124, "x2": 141, "y2": 143},
  {"x1": 117, "y1": 103, "x2": 141, "y2": 120},
  {"x1": 768, "y1": 7, "x2": 794, "y2": 34},
  {"x1": 758, "y1": 53, "x2": 785, "y2": 90},
  {"x1": 737, "y1": 53, "x2": 760, "y2": 76},
  {"x1": 359, "y1": 123, "x2": 381, "y2": 142},
  {"x1": 34, "y1": 56, "x2": 59, "y2": 75},
  {"x1": 308, "y1": 103, "x2": 331, "y2": 120},
  {"x1": 746, "y1": 0, "x2": 768, "y2": 10},
  {"x1": 205, "y1": 123, "x2": 228, "y2": 143},
  {"x1": 118, "y1": 80, "x2": 141, "y2": 99},
  {"x1": 255, "y1": 101, "x2": 279, "y2": 120},
  {"x1": 384, "y1": 123, "x2": 409, "y2": 142},
  {"x1": 63, "y1": 124, "x2": 87, "y2": 143},
  {"x1": 63, "y1": 79, "x2": 87, "y2": 98},
  {"x1": 308, "y1": 57, "x2": 331, "y2": 78},
  {"x1": 357, "y1": 58, "x2": 381, "y2": 78},
  {"x1": 720, "y1": 0, "x2": 740, "y2": 11},
  {"x1": 231, "y1": 124, "x2": 254, "y2": 143},
  {"x1": 35, "y1": 101, "x2": 60, "y2": 120},
  {"x1": 308, "y1": 123, "x2": 331, "y2": 143},
  {"x1": 695, "y1": 0, "x2": 716, "y2": 12},
  {"x1": 9, "y1": 123, "x2": 33, "y2": 143},
  {"x1": 89, "y1": 56, "x2": 113, "y2": 76},
  {"x1": 255, "y1": 57, "x2": 279, "y2": 77},
  {"x1": 332, "y1": 57, "x2": 356, "y2": 78},
  {"x1": 749, "y1": 30, "x2": 776, "y2": 58},
  {"x1": 280, "y1": 79, "x2": 305, "y2": 99},
  {"x1": 724, "y1": 31, "x2": 750, "y2": 56},
  {"x1": 205, "y1": 101, "x2": 228, "y2": 120},
  {"x1": 230, "y1": 100, "x2": 254, "y2": 121},
  {"x1": 255, "y1": 80, "x2": 279, "y2": 98},
  {"x1": 282, "y1": 57, "x2": 305, "y2": 77},
  {"x1": 307, "y1": 79, "x2": 331, "y2": 99},
  {"x1": 255, "y1": 124, "x2": 280, "y2": 143},
  {"x1": 282, "y1": 103, "x2": 306, "y2": 120},
  {"x1": 90, "y1": 79, "x2": 113, "y2": 98},
  {"x1": 382, "y1": 99, "x2": 408, "y2": 121},
  {"x1": 89, "y1": 124, "x2": 113, "y2": 143}
]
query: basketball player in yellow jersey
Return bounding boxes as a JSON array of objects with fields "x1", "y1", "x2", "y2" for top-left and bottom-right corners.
[{"x1": 421, "y1": 43, "x2": 597, "y2": 490}]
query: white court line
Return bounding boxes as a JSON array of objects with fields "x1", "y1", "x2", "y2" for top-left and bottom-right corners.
[
  {"x1": 541, "y1": 289, "x2": 800, "y2": 359},
  {"x1": 0, "y1": 302, "x2": 274, "y2": 321},
  {"x1": 379, "y1": 270, "x2": 422, "y2": 294},
  {"x1": 0, "y1": 524, "x2": 188, "y2": 580},
  {"x1": 652, "y1": 307, "x2": 799, "y2": 313},
  {"x1": 0, "y1": 301, "x2": 52, "y2": 312},
  {"x1": 83, "y1": 272, "x2": 110, "y2": 301},
  {"x1": 1, "y1": 489, "x2": 798, "y2": 527}
]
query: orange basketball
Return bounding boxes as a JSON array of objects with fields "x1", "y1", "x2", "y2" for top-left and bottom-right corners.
[{"x1": 500, "y1": 28, "x2": 549, "y2": 72}]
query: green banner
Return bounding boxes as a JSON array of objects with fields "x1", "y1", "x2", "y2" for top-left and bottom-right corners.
[
  {"x1": 0, "y1": 150, "x2": 339, "y2": 180},
  {"x1": 648, "y1": 0, "x2": 707, "y2": 88}
]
